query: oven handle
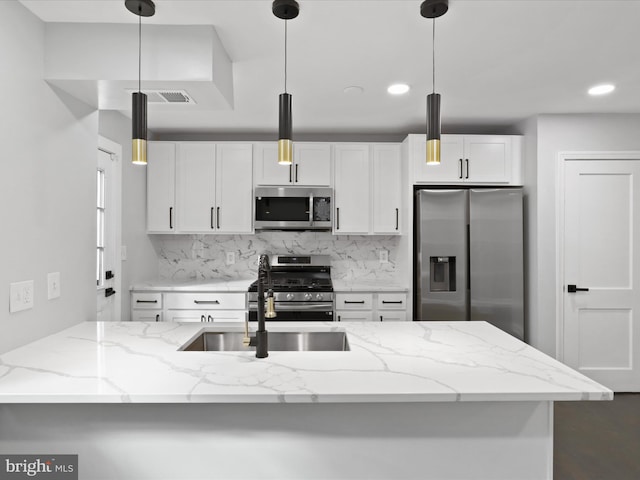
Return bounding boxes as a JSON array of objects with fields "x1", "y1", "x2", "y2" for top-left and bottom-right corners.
[{"x1": 248, "y1": 302, "x2": 333, "y2": 312}]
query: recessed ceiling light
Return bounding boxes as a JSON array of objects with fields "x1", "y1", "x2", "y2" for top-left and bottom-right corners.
[
  {"x1": 387, "y1": 83, "x2": 410, "y2": 95},
  {"x1": 588, "y1": 84, "x2": 615, "y2": 96}
]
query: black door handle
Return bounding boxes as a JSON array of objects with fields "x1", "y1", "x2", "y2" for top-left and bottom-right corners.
[
  {"x1": 105, "y1": 287, "x2": 116, "y2": 298},
  {"x1": 568, "y1": 284, "x2": 589, "y2": 293}
]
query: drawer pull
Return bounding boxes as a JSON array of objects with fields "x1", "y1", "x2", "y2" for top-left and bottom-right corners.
[
  {"x1": 344, "y1": 300, "x2": 365, "y2": 304},
  {"x1": 194, "y1": 300, "x2": 220, "y2": 305},
  {"x1": 380, "y1": 315, "x2": 383, "y2": 322},
  {"x1": 382, "y1": 300, "x2": 403, "y2": 304},
  {"x1": 201, "y1": 315, "x2": 206, "y2": 322},
  {"x1": 207, "y1": 315, "x2": 213, "y2": 322},
  {"x1": 155, "y1": 314, "x2": 160, "y2": 322},
  {"x1": 136, "y1": 300, "x2": 158, "y2": 304}
]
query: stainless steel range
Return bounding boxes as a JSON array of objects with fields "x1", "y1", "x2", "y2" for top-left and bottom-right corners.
[{"x1": 248, "y1": 255, "x2": 333, "y2": 322}]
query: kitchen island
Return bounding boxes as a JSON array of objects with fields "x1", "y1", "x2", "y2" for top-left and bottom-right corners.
[{"x1": 0, "y1": 321, "x2": 611, "y2": 479}]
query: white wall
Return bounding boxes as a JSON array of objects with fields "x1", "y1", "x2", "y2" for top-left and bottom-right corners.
[
  {"x1": 98, "y1": 111, "x2": 158, "y2": 320},
  {"x1": 0, "y1": 2, "x2": 98, "y2": 353},
  {"x1": 533, "y1": 114, "x2": 640, "y2": 356}
]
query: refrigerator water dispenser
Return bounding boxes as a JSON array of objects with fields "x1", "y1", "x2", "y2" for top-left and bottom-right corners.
[{"x1": 430, "y1": 256, "x2": 456, "y2": 292}]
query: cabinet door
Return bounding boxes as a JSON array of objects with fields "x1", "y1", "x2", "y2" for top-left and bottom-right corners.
[
  {"x1": 176, "y1": 143, "x2": 216, "y2": 232},
  {"x1": 216, "y1": 144, "x2": 253, "y2": 233},
  {"x1": 147, "y1": 142, "x2": 176, "y2": 232},
  {"x1": 372, "y1": 144, "x2": 402, "y2": 234},
  {"x1": 463, "y1": 135, "x2": 512, "y2": 183},
  {"x1": 378, "y1": 311, "x2": 408, "y2": 322},
  {"x1": 413, "y1": 135, "x2": 464, "y2": 183},
  {"x1": 254, "y1": 143, "x2": 292, "y2": 185},
  {"x1": 335, "y1": 293, "x2": 373, "y2": 310},
  {"x1": 336, "y1": 311, "x2": 374, "y2": 322},
  {"x1": 294, "y1": 143, "x2": 331, "y2": 186},
  {"x1": 334, "y1": 144, "x2": 370, "y2": 234}
]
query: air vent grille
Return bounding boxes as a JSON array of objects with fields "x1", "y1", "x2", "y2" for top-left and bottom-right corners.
[
  {"x1": 159, "y1": 91, "x2": 191, "y2": 103},
  {"x1": 125, "y1": 89, "x2": 195, "y2": 104}
]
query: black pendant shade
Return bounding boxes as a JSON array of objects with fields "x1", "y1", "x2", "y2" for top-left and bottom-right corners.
[
  {"x1": 273, "y1": 0, "x2": 299, "y2": 166},
  {"x1": 126, "y1": 0, "x2": 155, "y2": 165}
]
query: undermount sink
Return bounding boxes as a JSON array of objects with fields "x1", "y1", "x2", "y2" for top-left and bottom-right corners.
[{"x1": 181, "y1": 331, "x2": 350, "y2": 352}]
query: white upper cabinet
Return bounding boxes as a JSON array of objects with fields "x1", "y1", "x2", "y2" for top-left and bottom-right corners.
[
  {"x1": 334, "y1": 144, "x2": 370, "y2": 234},
  {"x1": 334, "y1": 143, "x2": 402, "y2": 235},
  {"x1": 254, "y1": 142, "x2": 331, "y2": 186},
  {"x1": 372, "y1": 144, "x2": 402, "y2": 234},
  {"x1": 147, "y1": 142, "x2": 253, "y2": 234},
  {"x1": 147, "y1": 142, "x2": 176, "y2": 233},
  {"x1": 215, "y1": 144, "x2": 253, "y2": 233},
  {"x1": 408, "y1": 134, "x2": 522, "y2": 185}
]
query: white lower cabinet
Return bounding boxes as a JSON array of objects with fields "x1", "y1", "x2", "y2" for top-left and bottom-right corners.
[
  {"x1": 130, "y1": 290, "x2": 247, "y2": 323},
  {"x1": 335, "y1": 291, "x2": 408, "y2": 322}
]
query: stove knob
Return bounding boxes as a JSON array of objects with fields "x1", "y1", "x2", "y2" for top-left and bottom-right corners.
[
  {"x1": 286, "y1": 293, "x2": 294, "y2": 301},
  {"x1": 315, "y1": 293, "x2": 324, "y2": 301},
  {"x1": 304, "y1": 293, "x2": 313, "y2": 301}
]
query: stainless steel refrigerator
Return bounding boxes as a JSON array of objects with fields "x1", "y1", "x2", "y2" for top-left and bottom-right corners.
[{"x1": 415, "y1": 188, "x2": 524, "y2": 340}]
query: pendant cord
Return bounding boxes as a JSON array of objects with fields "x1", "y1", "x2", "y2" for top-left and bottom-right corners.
[
  {"x1": 138, "y1": 12, "x2": 142, "y2": 93},
  {"x1": 284, "y1": 20, "x2": 288, "y2": 93},
  {"x1": 432, "y1": 18, "x2": 436, "y2": 94}
]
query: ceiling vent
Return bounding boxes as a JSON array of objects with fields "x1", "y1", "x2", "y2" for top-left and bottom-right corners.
[{"x1": 125, "y1": 89, "x2": 196, "y2": 104}]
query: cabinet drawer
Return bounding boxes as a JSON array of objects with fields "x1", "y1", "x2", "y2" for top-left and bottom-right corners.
[
  {"x1": 336, "y1": 311, "x2": 374, "y2": 322},
  {"x1": 377, "y1": 293, "x2": 407, "y2": 310},
  {"x1": 164, "y1": 293, "x2": 246, "y2": 310},
  {"x1": 335, "y1": 293, "x2": 373, "y2": 310},
  {"x1": 379, "y1": 311, "x2": 408, "y2": 322},
  {"x1": 166, "y1": 310, "x2": 246, "y2": 323},
  {"x1": 131, "y1": 292, "x2": 162, "y2": 309},
  {"x1": 131, "y1": 310, "x2": 162, "y2": 322}
]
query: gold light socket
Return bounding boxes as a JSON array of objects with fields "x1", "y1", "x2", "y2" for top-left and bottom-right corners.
[
  {"x1": 426, "y1": 139, "x2": 440, "y2": 165},
  {"x1": 278, "y1": 139, "x2": 293, "y2": 165},
  {"x1": 265, "y1": 296, "x2": 277, "y2": 318},
  {"x1": 132, "y1": 139, "x2": 147, "y2": 165}
]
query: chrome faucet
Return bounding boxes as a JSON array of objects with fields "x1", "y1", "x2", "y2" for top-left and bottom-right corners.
[{"x1": 243, "y1": 254, "x2": 276, "y2": 358}]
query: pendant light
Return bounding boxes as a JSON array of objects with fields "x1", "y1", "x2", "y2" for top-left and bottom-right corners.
[
  {"x1": 272, "y1": 0, "x2": 299, "y2": 166},
  {"x1": 125, "y1": 0, "x2": 155, "y2": 165},
  {"x1": 421, "y1": 0, "x2": 448, "y2": 165}
]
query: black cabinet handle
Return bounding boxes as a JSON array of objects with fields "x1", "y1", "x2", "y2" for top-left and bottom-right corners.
[
  {"x1": 216, "y1": 207, "x2": 220, "y2": 229},
  {"x1": 207, "y1": 315, "x2": 213, "y2": 322},
  {"x1": 395, "y1": 208, "x2": 399, "y2": 231},
  {"x1": 344, "y1": 300, "x2": 365, "y2": 304},
  {"x1": 194, "y1": 300, "x2": 220, "y2": 305},
  {"x1": 465, "y1": 159, "x2": 469, "y2": 179},
  {"x1": 211, "y1": 207, "x2": 215, "y2": 229},
  {"x1": 201, "y1": 315, "x2": 206, "y2": 322},
  {"x1": 336, "y1": 208, "x2": 340, "y2": 230},
  {"x1": 155, "y1": 314, "x2": 160, "y2": 322},
  {"x1": 289, "y1": 164, "x2": 293, "y2": 183},
  {"x1": 105, "y1": 288, "x2": 116, "y2": 298},
  {"x1": 136, "y1": 299, "x2": 158, "y2": 304},
  {"x1": 568, "y1": 284, "x2": 589, "y2": 293},
  {"x1": 337, "y1": 316, "x2": 341, "y2": 322},
  {"x1": 295, "y1": 164, "x2": 299, "y2": 183},
  {"x1": 169, "y1": 207, "x2": 173, "y2": 229},
  {"x1": 380, "y1": 315, "x2": 383, "y2": 322},
  {"x1": 459, "y1": 159, "x2": 463, "y2": 179},
  {"x1": 382, "y1": 300, "x2": 403, "y2": 304}
]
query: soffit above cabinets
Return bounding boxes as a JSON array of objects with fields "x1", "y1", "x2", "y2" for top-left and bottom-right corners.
[{"x1": 43, "y1": 23, "x2": 233, "y2": 116}]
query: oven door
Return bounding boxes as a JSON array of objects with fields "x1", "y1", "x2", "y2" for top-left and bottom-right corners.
[{"x1": 248, "y1": 302, "x2": 334, "y2": 322}]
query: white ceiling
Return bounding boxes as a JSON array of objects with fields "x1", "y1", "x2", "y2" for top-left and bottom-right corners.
[{"x1": 20, "y1": 0, "x2": 640, "y2": 137}]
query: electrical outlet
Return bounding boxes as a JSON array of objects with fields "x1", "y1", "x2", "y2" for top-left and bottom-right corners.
[
  {"x1": 48, "y1": 272, "x2": 61, "y2": 300},
  {"x1": 226, "y1": 252, "x2": 236, "y2": 265},
  {"x1": 379, "y1": 250, "x2": 389, "y2": 264},
  {"x1": 10, "y1": 280, "x2": 34, "y2": 313}
]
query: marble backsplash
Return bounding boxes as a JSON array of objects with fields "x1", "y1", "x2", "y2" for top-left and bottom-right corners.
[{"x1": 152, "y1": 232, "x2": 403, "y2": 283}]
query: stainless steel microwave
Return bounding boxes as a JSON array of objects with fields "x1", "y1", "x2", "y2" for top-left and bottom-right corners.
[{"x1": 254, "y1": 187, "x2": 332, "y2": 231}]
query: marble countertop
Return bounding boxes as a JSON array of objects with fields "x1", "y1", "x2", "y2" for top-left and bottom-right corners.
[
  {"x1": 130, "y1": 278, "x2": 254, "y2": 293},
  {"x1": 0, "y1": 321, "x2": 611, "y2": 404}
]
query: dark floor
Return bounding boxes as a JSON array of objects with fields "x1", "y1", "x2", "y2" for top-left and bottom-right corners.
[{"x1": 554, "y1": 393, "x2": 640, "y2": 479}]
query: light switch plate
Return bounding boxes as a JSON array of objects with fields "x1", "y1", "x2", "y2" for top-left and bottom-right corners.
[
  {"x1": 48, "y1": 272, "x2": 61, "y2": 300},
  {"x1": 379, "y1": 250, "x2": 389, "y2": 264},
  {"x1": 226, "y1": 252, "x2": 236, "y2": 265},
  {"x1": 10, "y1": 280, "x2": 34, "y2": 313}
]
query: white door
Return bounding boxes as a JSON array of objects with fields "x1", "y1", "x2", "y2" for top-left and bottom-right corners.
[
  {"x1": 96, "y1": 146, "x2": 120, "y2": 322},
  {"x1": 562, "y1": 158, "x2": 640, "y2": 391},
  {"x1": 176, "y1": 143, "x2": 216, "y2": 232}
]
